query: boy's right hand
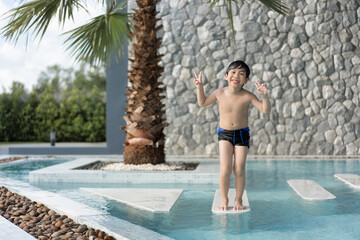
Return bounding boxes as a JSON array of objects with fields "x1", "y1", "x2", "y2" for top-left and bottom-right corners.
[{"x1": 193, "y1": 71, "x2": 203, "y2": 88}]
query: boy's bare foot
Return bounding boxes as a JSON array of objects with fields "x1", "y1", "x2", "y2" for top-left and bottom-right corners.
[
  {"x1": 233, "y1": 200, "x2": 245, "y2": 211},
  {"x1": 217, "y1": 197, "x2": 229, "y2": 211}
]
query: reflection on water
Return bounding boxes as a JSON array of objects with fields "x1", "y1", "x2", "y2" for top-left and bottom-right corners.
[{"x1": 211, "y1": 212, "x2": 250, "y2": 239}]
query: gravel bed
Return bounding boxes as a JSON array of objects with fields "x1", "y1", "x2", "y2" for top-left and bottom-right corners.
[
  {"x1": 77, "y1": 161, "x2": 199, "y2": 171},
  {"x1": 0, "y1": 187, "x2": 116, "y2": 240}
]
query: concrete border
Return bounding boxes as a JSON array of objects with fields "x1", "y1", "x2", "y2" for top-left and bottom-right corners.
[
  {"x1": 29, "y1": 156, "x2": 220, "y2": 184},
  {"x1": 0, "y1": 216, "x2": 36, "y2": 240}
]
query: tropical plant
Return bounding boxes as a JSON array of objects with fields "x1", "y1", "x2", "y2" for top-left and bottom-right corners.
[
  {"x1": 207, "y1": 0, "x2": 290, "y2": 40},
  {"x1": 35, "y1": 84, "x2": 60, "y2": 141},
  {"x1": 121, "y1": 0, "x2": 167, "y2": 164},
  {"x1": 21, "y1": 92, "x2": 39, "y2": 141},
  {"x1": 0, "y1": 82, "x2": 27, "y2": 141},
  {"x1": 0, "y1": 65, "x2": 106, "y2": 142},
  {"x1": 1, "y1": 0, "x2": 289, "y2": 164}
]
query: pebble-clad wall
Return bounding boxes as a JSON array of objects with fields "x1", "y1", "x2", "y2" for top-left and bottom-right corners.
[{"x1": 132, "y1": 0, "x2": 360, "y2": 155}]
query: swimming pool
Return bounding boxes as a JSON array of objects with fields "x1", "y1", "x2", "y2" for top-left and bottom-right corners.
[{"x1": 1, "y1": 158, "x2": 360, "y2": 239}]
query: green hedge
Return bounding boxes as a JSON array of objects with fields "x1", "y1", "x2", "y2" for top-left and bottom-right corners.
[{"x1": 0, "y1": 65, "x2": 106, "y2": 142}]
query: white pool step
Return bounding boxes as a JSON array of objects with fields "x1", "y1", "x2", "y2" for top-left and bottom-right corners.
[
  {"x1": 81, "y1": 188, "x2": 183, "y2": 212},
  {"x1": 287, "y1": 180, "x2": 336, "y2": 200},
  {"x1": 334, "y1": 174, "x2": 360, "y2": 189},
  {"x1": 212, "y1": 189, "x2": 250, "y2": 214}
]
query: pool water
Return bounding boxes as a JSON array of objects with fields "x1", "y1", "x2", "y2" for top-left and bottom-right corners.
[
  {"x1": 1, "y1": 159, "x2": 360, "y2": 240},
  {"x1": 0, "y1": 159, "x2": 67, "y2": 182}
]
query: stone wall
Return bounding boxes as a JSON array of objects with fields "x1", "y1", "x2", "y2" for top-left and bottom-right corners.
[{"x1": 141, "y1": 0, "x2": 360, "y2": 155}]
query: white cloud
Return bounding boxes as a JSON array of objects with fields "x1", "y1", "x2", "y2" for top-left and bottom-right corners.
[{"x1": 0, "y1": 0, "x2": 104, "y2": 93}]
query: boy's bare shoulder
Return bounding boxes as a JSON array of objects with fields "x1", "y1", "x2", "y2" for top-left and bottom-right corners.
[
  {"x1": 241, "y1": 88, "x2": 252, "y2": 94},
  {"x1": 214, "y1": 87, "x2": 226, "y2": 96},
  {"x1": 242, "y1": 89, "x2": 256, "y2": 98},
  {"x1": 218, "y1": 87, "x2": 226, "y2": 93}
]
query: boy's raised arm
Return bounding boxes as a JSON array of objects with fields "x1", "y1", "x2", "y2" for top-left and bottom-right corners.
[
  {"x1": 251, "y1": 80, "x2": 271, "y2": 114},
  {"x1": 193, "y1": 71, "x2": 217, "y2": 107}
]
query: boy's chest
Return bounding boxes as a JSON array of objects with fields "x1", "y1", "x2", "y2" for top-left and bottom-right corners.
[{"x1": 217, "y1": 95, "x2": 249, "y2": 113}]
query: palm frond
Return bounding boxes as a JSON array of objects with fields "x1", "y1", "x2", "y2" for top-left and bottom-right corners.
[
  {"x1": 1, "y1": 0, "x2": 85, "y2": 44},
  {"x1": 207, "y1": 0, "x2": 290, "y2": 42},
  {"x1": 208, "y1": 0, "x2": 290, "y2": 15},
  {"x1": 63, "y1": 1, "x2": 131, "y2": 66},
  {"x1": 257, "y1": 0, "x2": 290, "y2": 15}
]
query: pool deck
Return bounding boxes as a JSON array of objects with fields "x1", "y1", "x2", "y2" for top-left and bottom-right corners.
[{"x1": 1, "y1": 154, "x2": 359, "y2": 240}]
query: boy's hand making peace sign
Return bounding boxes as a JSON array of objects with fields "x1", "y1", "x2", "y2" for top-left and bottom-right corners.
[
  {"x1": 193, "y1": 72, "x2": 203, "y2": 88},
  {"x1": 254, "y1": 80, "x2": 268, "y2": 97}
]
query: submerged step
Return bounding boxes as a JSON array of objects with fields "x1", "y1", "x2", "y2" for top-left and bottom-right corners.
[
  {"x1": 334, "y1": 174, "x2": 360, "y2": 188},
  {"x1": 81, "y1": 188, "x2": 183, "y2": 212},
  {"x1": 212, "y1": 189, "x2": 250, "y2": 214},
  {"x1": 287, "y1": 179, "x2": 336, "y2": 200}
]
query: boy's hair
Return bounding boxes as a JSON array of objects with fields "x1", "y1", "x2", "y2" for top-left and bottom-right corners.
[{"x1": 226, "y1": 60, "x2": 250, "y2": 78}]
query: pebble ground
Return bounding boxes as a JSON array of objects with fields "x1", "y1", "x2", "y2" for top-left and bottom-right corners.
[{"x1": 0, "y1": 186, "x2": 116, "y2": 240}]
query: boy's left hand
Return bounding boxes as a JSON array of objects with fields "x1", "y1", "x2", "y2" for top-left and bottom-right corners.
[{"x1": 254, "y1": 80, "x2": 268, "y2": 97}]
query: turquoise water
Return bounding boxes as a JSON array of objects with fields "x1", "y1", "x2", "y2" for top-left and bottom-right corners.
[
  {"x1": 0, "y1": 159, "x2": 67, "y2": 181},
  {"x1": 1, "y1": 159, "x2": 360, "y2": 240}
]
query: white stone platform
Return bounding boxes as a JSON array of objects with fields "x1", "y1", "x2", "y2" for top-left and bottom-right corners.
[
  {"x1": 81, "y1": 188, "x2": 183, "y2": 212},
  {"x1": 212, "y1": 189, "x2": 250, "y2": 214},
  {"x1": 287, "y1": 179, "x2": 336, "y2": 200},
  {"x1": 334, "y1": 174, "x2": 360, "y2": 188}
]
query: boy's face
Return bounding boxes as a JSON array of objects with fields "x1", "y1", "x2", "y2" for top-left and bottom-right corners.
[{"x1": 225, "y1": 67, "x2": 249, "y2": 87}]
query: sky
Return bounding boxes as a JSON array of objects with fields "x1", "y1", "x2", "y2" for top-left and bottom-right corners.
[{"x1": 0, "y1": 0, "x2": 103, "y2": 93}]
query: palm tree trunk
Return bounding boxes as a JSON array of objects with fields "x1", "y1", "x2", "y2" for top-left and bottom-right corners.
[{"x1": 122, "y1": 0, "x2": 167, "y2": 165}]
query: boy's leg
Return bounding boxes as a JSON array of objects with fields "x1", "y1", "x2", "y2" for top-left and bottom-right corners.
[
  {"x1": 218, "y1": 140, "x2": 234, "y2": 211},
  {"x1": 233, "y1": 146, "x2": 248, "y2": 210}
]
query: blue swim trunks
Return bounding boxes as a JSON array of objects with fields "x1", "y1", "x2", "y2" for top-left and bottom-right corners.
[{"x1": 217, "y1": 127, "x2": 250, "y2": 148}]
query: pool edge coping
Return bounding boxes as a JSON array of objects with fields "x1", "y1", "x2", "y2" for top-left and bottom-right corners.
[{"x1": 27, "y1": 155, "x2": 360, "y2": 184}]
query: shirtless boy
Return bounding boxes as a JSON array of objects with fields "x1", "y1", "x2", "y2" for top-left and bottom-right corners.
[{"x1": 193, "y1": 60, "x2": 271, "y2": 211}]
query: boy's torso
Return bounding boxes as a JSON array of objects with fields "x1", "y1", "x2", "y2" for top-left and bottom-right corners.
[{"x1": 217, "y1": 87, "x2": 251, "y2": 130}]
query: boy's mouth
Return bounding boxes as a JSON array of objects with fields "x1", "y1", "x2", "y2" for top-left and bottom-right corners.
[{"x1": 231, "y1": 79, "x2": 239, "y2": 84}]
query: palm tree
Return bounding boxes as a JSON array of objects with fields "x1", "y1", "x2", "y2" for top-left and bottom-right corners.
[
  {"x1": 121, "y1": 0, "x2": 167, "y2": 164},
  {"x1": 1, "y1": 0, "x2": 289, "y2": 165}
]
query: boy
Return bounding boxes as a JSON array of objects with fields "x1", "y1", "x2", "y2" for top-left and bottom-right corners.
[{"x1": 193, "y1": 60, "x2": 271, "y2": 211}]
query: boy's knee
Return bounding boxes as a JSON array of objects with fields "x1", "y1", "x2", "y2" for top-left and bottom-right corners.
[
  {"x1": 220, "y1": 167, "x2": 232, "y2": 177},
  {"x1": 233, "y1": 165, "x2": 245, "y2": 177}
]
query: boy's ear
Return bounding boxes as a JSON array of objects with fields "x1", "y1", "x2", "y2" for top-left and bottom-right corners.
[{"x1": 245, "y1": 78, "x2": 249, "y2": 84}]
